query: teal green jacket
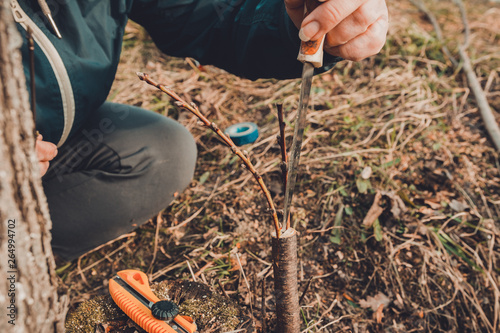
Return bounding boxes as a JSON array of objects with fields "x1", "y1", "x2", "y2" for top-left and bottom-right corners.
[{"x1": 13, "y1": 0, "x2": 340, "y2": 146}]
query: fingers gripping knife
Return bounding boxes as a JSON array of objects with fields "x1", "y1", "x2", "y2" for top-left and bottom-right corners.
[
  {"x1": 283, "y1": 0, "x2": 326, "y2": 228},
  {"x1": 109, "y1": 270, "x2": 197, "y2": 333}
]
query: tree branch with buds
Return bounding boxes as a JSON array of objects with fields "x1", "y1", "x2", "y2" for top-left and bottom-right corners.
[{"x1": 137, "y1": 72, "x2": 281, "y2": 238}]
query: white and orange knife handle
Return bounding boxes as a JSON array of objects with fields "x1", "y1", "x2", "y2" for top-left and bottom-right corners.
[{"x1": 297, "y1": 0, "x2": 326, "y2": 68}]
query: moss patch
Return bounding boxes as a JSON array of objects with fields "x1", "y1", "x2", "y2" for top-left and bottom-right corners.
[{"x1": 65, "y1": 280, "x2": 247, "y2": 332}]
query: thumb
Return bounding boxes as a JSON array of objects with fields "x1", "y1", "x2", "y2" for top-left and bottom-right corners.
[
  {"x1": 36, "y1": 140, "x2": 58, "y2": 161},
  {"x1": 299, "y1": 0, "x2": 366, "y2": 42}
]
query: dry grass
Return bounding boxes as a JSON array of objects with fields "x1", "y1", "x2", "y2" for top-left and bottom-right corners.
[{"x1": 59, "y1": 0, "x2": 499, "y2": 332}]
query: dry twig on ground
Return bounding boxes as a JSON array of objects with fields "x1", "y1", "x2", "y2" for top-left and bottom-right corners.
[{"x1": 410, "y1": 0, "x2": 500, "y2": 151}]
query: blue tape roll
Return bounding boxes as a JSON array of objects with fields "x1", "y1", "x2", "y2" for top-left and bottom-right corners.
[{"x1": 224, "y1": 122, "x2": 259, "y2": 146}]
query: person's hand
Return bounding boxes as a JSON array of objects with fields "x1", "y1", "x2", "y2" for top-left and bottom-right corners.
[
  {"x1": 36, "y1": 134, "x2": 58, "y2": 177},
  {"x1": 285, "y1": 0, "x2": 389, "y2": 61}
]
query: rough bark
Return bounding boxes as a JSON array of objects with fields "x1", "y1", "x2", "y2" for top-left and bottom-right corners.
[
  {"x1": 0, "y1": 1, "x2": 66, "y2": 332},
  {"x1": 272, "y1": 228, "x2": 300, "y2": 333}
]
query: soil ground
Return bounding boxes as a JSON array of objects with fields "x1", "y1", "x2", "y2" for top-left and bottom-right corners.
[{"x1": 59, "y1": 0, "x2": 500, "y2": 332}]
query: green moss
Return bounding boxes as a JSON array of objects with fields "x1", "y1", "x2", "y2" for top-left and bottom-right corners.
[
  {"x1": 180, "y1": 296, "x2": 241, "y2": 331},
  {"x1": 65, "y1": 296, "x2": 125, "y2": 333},
  {"x1": 65, "y1": 281, "x2": 244, "y2": 332}
]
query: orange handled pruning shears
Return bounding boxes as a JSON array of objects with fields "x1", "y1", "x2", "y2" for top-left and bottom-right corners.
[{"x1": 109, "y1": 270, "x2": 198, "y2": 333}]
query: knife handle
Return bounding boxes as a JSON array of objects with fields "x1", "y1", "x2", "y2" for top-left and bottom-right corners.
[
  {"x1": 110, "y1": 270, "x2": 198, "y2": 333},
  {"x1": 110, "y1": 276, "x2": 178, "y2": 333},
  {"x1": 117, "y1": 270, "x2": 159, "y2": 303},
  {"x1": 297, "y1": 0, "x2": 326, "y2": 68}
]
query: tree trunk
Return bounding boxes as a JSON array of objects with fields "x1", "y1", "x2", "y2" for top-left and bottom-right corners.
[
  {"x1": 272, "y1": 228, "x2": 300, "y2": 333},
  {"x1": 0, "y1": 1, "x2": 66, "y2": 332}
]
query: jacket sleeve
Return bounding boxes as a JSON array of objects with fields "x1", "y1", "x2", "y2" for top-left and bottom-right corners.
[{"x1": 129, "y1": 0, "x2": 342, "y2": 80}]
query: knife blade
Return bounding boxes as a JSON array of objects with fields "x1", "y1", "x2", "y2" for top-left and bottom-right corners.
[
  {"x1": 283, "y1": 0, "x2": 325, "y2": 229},
  {"x1": 109, "y1": 270, "x2": 197, "y2": 333}
]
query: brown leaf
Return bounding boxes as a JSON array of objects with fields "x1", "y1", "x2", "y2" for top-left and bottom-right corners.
[
  {"x1": 381, "y1": 191, "x2": 408, "y2": 219},
  {"x1": 363, "y1": 191, "x2": 408, "y2": 228},
  {"x1": 363, "y1": 191, "x2": 384, "y2": 228},
  {"x1": 203, "y1": 226, "x2": 218, "y2": 239},
  {"x1": 449, "y1": 199, "x2": 469, "y2": 212},
  {"x1": 361, "y1": 166, "x2": 373, "y2": 179},
  {"x1": 418, "y1": 206, "x2": 436, "y2": 215},
  {"x1": 359, "y1": 292, "x2": 391, "y2": 311},
  {"x1": 375, "y1": 303, "x2": 385, "y2": 324},
  {"x1": 424, "y1": 199, "x2": 442, "y2": 209}
]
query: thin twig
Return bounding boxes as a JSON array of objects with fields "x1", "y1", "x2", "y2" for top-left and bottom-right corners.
[
  {"x1": 408, "y1": 0, "x2": 458, "y2": 67},
  {"x1": 261, "y1": 277, "x2": 266, "y2": 332},
  {"x1": 76, "y1": 256, "x2": 90, "y2": 288},
  {"x1": 457, "y1": 46, "x2": 500, "y2": 151},
  {"x1": 147, "y1": 212, "x2": 162, "y2": 276},
  {"x1": 236, "y1": 252, "x2": 254, "y2": 325},
  {"x1": 186, "y1": 260, "x2": 197, "y2": 282},
  {"x1": 276, "y1": 103, "x2": 288, "y2": 192},
  {"x1": 299, "y1": 277, "x2": 313, "y2": 305},
  {"x1": 454, "y1": 0, "x2": 500, "y2": 151},
  {"x1": 137, "y1": 72, "x2": 281, "y2": 237},
  {"x1": 151, "y1": 261, "x2": 185, "y2": 281},
  {"x1": 453, "y1": 0, "x2": 470, "y2": 48},
  {"x1": 276, "y1": 103, "x2": 291, "y2": 230},
  {"x1": 409, "y1": 0, "x2": 500, "y2": 151},
  {"x1": 218, "y1": 280, "x2": 230, "y2": 298},
  {"x1": 169, "y1": 177, "x2": 220, "y2": 231},
  {"x1": 77, "y1": 238, "x2": 135, "y2": 274}
]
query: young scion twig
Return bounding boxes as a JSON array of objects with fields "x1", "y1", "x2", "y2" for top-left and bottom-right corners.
[
  {"x1": 276, "y1": 104, "x2": 291, "y2": 230},
  {"x1": 137, "y1": 72, "x2": 281, "y2": 238},
  {"x1": 276, "y1": 104, "x2": 288, "y2": 189}
]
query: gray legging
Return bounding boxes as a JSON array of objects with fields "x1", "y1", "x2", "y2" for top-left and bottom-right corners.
[{"x1": 43, "y1": 103, "x2": 197, "y2": 260}]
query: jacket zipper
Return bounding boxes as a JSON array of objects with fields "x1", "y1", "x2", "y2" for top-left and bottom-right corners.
[{"x1": 11, "y1": 0, "x2": 75, "y2": 147}]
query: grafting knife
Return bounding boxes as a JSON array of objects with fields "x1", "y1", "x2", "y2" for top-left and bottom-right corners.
[
  {"x1": 109, "y1": 270, "x2": 197, "y2": 333},
  {"x1": 283, "y1": 0, "x2": 325, "y2": 229}
]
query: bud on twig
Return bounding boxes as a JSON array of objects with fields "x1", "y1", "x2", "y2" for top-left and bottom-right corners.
[{"x1": 136, "y1": 72, "x2": 146, "y2": 80}]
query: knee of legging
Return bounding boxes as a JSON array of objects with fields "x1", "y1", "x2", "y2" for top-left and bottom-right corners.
[{"x1": 145, "y1": 118, "x2": 198, "y2": 193}]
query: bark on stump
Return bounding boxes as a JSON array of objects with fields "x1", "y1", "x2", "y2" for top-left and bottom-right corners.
[
  {"x1": 272, "y1": 228, "x2": 300, "y2": 333},
  {"x1": 0, "y1": 1, "x2": 66, "y2": 332}
]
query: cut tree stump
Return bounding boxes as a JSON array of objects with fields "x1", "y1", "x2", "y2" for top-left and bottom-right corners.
[{"x1": 272, "y1": 228, "x2": 300, "y2": 333}]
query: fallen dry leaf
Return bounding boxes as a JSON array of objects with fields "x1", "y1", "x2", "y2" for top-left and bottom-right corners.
[
  {"x1": 363, "y1": 191, "x2": 408, "y2": 227},
  {"x1": 449, "y1": 199, "x2": 469, "y2": 212},
  {"x1": 424, "y1": 199, "x2": 442, "y2": 210},
  {"x1": 375, "y1": 303, "x2": 385, "y2": 323},
  {"x1": 381, "y1": 190, "x2": 408, "y2": 219},
  {"x1": 359, "y1": 292, "x2": 391, "y2": 311},
  {"x1": 363, "y1": 191, "x2": 384, "y2": 227},
  {"x1": 361, "y1": 166, "x2": 373, "y2": 179}
]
